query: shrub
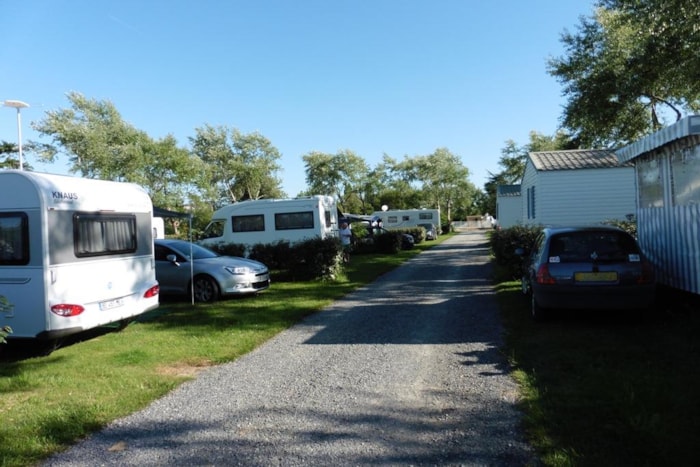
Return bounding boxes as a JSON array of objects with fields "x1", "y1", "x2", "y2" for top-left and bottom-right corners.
[
  {"x1": 490, "y1": 224, "x2": 542, "y2": 280},
  {"x1": 205, "y1": 237, "x2": 342, "y2": 281},
  {"x1": 206, "y1": 242, "x2": 247, "y2": 258},
  {"x1": 287, "y1": 237, "x2": 342, "y2": 281},
  {"x1": 249, "y1": 240, "x2": 292, "y2": 270},
  {"x1": 406, "y1": 227, "x2": 426, "y2": 244},
  {"x1": 374, "y1": 230, "x2": 402, "y2": 254}
]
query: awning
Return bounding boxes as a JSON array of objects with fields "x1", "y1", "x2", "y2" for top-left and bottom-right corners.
[{"x1": 153, "y1": 206, "x2": 191, "y2": 218}]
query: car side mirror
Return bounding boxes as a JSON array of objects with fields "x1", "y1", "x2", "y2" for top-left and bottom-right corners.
[{"x1": 166, "y1": 254, "x2": 180, "y2": 266}]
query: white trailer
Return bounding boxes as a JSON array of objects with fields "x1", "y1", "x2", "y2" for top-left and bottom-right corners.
[
  {"x1": 199, "y1": 196, "x2": 339, "y2": 249},
  {"x1": 0, "y1": 171, "x2": 160, "y2": 343},
  {"x1": 371, "y1": 208, "x2": 441, "y2": 232}
]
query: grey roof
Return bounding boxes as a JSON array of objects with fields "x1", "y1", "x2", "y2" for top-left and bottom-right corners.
[
  {"x1": 529, "y1": 149, "x2": 630, "y2": 171},
  {"x1": 497, "y1": 184, "x2": 521, "y2": 196},
  {"x1": 616, "y1": 115, "x2": 700, "y2": 163}
]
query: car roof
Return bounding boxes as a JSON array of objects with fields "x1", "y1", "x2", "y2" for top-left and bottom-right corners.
[
  {"x1": 542, "y1": 225, "x2": 626, "y2": 235},
  {"x1": 154, "y1": 238, "x2": 190, "y2": 246}
]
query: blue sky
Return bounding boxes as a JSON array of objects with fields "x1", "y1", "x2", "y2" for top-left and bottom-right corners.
[{"x1": 1, "y1": 0, "x2": 595, "y2": 197}]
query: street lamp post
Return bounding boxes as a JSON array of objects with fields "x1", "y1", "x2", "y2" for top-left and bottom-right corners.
[{"x1": 3, "y1": 100, "x2": 30, "y2": 171}]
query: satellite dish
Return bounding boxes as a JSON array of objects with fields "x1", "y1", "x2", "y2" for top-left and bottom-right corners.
[{"x1": 381, "y1": 205, "x2": 388, "y2": 211}]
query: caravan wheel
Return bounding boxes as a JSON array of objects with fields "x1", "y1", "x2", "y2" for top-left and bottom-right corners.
[{"x1": 192, "y1": 275, "x2": 220, "y2": 303}]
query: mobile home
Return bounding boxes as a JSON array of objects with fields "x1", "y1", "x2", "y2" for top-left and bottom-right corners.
[
  {"x1": 520, "y1": 149, "x2": 635, "y2": 226},
  {"x1": 0, "y1": 171, "x2": 160, "y2": 342},
  {"x1": 615, "y1": 115, "x2": 700, "y2": 295},
  {"x1": 199, "y1": 195, "x2": 339, "y2": 249},
  {"x1": 496, "y1": 184, "x2": 522, "y2": 228},
  {"x1": 371, "y1": 208, "x2": 441, "y2": 232}
]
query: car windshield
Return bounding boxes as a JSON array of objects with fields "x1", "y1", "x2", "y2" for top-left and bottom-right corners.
[
  {"x1": 171, "y1": 242, "x2": 220, "y2": 260},
  {"x1": 549, "y1": 231, "x2": 639, "y2": 263}
]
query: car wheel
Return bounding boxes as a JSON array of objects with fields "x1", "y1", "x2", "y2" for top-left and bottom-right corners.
[
  {"x1": 531, "y1": 295, "x2": 548, "y2": 322},
  {"x1": 192, "y1": 275, "x2": 220, "y2": 303}
]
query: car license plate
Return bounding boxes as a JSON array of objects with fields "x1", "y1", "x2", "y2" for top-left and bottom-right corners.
[
  {"x1": 575, "y1": 271, "x2": 618, "y2": 282},
  {"x1": 99, "y1": 298, "x2": 124, "y2": 310}
]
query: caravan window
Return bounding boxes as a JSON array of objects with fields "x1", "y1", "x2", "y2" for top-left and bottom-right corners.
[
  {"x1": 202, "y1": 219, "x2": 225, "y2": 239},
  {"x1": 275, "y1": 211, "x2": 314, "y2": 230},
  {"x1": 232, "y1": 215, "x2": 265, "y2": 232},
  {"x1": 419, "y1": 212, "x2": 433, "y2": 220},
  {"x1": 74, "y1": 213, "x2": 137, "y2": 257},
  {"x1": 0, "y1": 212, "x2": 29, "y2": 265}
]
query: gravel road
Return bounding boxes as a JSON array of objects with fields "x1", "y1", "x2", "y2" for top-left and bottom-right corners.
[{"x1": 43, "y1": 230, "x2": 536, "y2": 466}]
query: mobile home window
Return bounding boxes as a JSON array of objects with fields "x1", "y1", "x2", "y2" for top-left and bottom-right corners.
[
  {"x1": 671, "y1": 146, "x2": 700, "y2": 206},
  {"x1": 527, "y1": 187, "x2": 536, "y2": 219},
  {"x1": 324, "y1": 211, "x2": 331, "y2": 228},
  {"x1": 419, "y1": 212, "x2": 433, "y2": 220},
  {"x1": 232, "y1": 215, "x2": 265, "y2": 232},
  {"x1": 275, "y1": 211, "x2": 314, "y2": 230},
  {"x1": 0, "y1": 212, "x2": 29, "y2": 265},
  {"x1": 388, "y1": 216, "x2": 398, "y2": 223},
  {"x1": 74, "y1": 213, "x2": 137, "y2": 257},
  {"x1": 637, "y1": 156, "x2": 664, "y2": 208}
]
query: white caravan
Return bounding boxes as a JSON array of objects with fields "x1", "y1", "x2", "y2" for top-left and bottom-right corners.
[
  {"x1": 199, "y1": 196, "x2": 339, "y2": 249},
  {"x1": 371, "y1": 208, "x2": 441, "y2": 232},
  {"x1": 0, "y1": 171, "x2": 160, "y2": 343}
]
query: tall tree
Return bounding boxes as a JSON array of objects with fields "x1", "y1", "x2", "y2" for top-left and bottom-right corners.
[
  {"x1": 32, "y1": 92, "x2": 149, "y2": 180},
  {"x1": 190, "y1": 125, "x2": 284, "y2": 207},
  {"x1": 548, "y1": 0, "x2": 700, "y2": 147},
  {"x1": 483, "y1": 131, "x2": 573, "y2": 216},
  {"x1": 0, "y1": 141, "x2": 20, "y2": 169},
  {"x1": 30, "y1": 92, "x2": 205, "y2": 222},
  {"x1": 302, "y1": 149, "x2": 369, "y2": 212},
  {"x1": 396, "y1": 148, "x2": 476, "y2": 222}
]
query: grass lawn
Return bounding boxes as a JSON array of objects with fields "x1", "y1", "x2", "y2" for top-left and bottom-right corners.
[
  {"x1": 3, "y1": 233, "x2": 699, "y2": 466},
  {"x1": 0, "y1": 237, "x2": 440, "y2": 467},
  {"x1": 495, "y1": 281, "x2": 700, "y2": 466}
]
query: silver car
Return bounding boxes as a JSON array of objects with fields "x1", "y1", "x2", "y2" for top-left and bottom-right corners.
[
  {"x1": 519, "y1": 226, "x2": 656, "y2": 321},
  {"x1": 154, "y1": 239, "x2": 270, "y2": 302}
]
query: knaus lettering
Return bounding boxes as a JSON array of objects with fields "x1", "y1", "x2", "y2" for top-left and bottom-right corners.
[{"x1": 51, "y1": 191, "x2": 79, "y2": 201}]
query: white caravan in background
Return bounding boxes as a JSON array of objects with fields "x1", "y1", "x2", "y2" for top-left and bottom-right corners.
[
  {"x1": 199, "y1": 196, "x2": 339, "y2": 250},
  {"x1": 371, "y1": 208, "x2": 441, "y2": 232},
  {"x1": 0, "y1": 171, "x2": 160, "y2": 344}
]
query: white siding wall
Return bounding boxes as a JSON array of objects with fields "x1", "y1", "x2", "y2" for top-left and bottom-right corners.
[
  {"x1": 520, "y1": 161, "x2": 538, "y2": 225},
  {"x1": 496, "y1": 195, "x2": 521, "y2": 228},
  {"x1": 521, "y1": 164, "x2": 636, "y2": 226}
]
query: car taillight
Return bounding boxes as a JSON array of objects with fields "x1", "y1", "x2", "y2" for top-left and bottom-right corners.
[
  {"x1": 50, "y1": 304, "x2": 85, "y2": 317},
  {"x1": 637, "y1": 261, "x2": 655, "y2": 284},
  {"x1": 144, "y1": 285, "x2": 160, "y2": 298},
  {"x1": 536, "y1": 264, "x2": 556, "y2": 285}
]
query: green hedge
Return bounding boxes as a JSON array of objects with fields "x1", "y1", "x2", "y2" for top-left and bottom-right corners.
[
  {"x1": 489, "y1": 225, "x2": 542, "y2": 280},
  {"x1": 206, "y1": 237, "x2": 342, "y2": 281}
]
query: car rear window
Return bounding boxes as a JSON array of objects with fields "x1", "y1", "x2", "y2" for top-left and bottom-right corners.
[{"x1": 548, "y1": 231, "x2": 639, "y2": 263}]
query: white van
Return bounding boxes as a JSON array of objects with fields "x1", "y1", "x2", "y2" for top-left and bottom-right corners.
[
  {"x1": 371, "y1": 208, "x2": 441, "y2": 232},
  {"x1": 0, "y1": 171, "x2": 160, "y2": 343},
  {"x1": 199, "y1": 196, "x2": 339, "y2": 250}
]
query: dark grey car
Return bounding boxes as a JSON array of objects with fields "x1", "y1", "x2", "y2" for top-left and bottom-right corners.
[{"x1": 519, "y1": 226, "x2": 656, "y2": 321}]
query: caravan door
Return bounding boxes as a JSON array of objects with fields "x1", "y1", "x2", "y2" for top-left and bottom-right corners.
[{"x1": 0, "y1": 208, "x2": 49, "y2": 338}]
